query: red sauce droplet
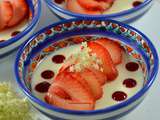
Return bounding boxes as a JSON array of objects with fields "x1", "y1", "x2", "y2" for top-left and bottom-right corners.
[
  {"x1": 41, "y1": 70, "x2": 55, "y2": 79},
  {"x1": 123, "y1": 78, "x2": 137, "y2": 88},
  {"x1": 35, "y1": 82, "x2": 51, "y2": 93},
  {"x1": 126, "y1": 62, "x2": 139, "y2": 72},
  {"x1": 11, "y1": 31, "x2": 21, "y2": 37},
  {"x1": 54, "y1": 0, "x2": 64, "y2": 4},
  {"x1": 112, "y1": 91, "x2": 127, "y2": 101},
  {"x1": 0, "y1": 40, "x2": 5, "y2": 42},
  {"x1": 133, "y1": 1, "x2": 143, "y2": 7},
  {"x1": 52, "y1": 55, "x2": 65, "y2": 64}
]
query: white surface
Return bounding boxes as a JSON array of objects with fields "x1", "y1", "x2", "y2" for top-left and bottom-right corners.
[{"x1": 0, "y1": 0, "x2": 160, "y2": 120}]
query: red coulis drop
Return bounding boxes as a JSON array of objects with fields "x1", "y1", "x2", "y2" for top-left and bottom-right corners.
[
  {"x1": 126, "y1": 62, "x2": 139, "y2": 72},
  {"x1": 112, "y1": 91, "x2": 127, "y2": 101},
  {"x1": 11, "y1": 31, "x2": 21, "y2": 37},
  {"x1": 133, "y1": 1, "x2": 143, "y2": 7},
  {"x1": 41, "y1": 70, "x2": 54, "y2": 79},
  {"x1": 52, "y1": 55, "x2": 65, "y2": 64},
  {"x1": 0, "y1": 40, "x2": 5, "y2": 42},
  {"x1": 54, "y1": 0, "x2": 65, "y2": 4},
  {"x1": 123, "y1": 78, "x2": 137, "y2": 88},
  {"x1": 35, "y1": 82, "x2": 51, "y2": 93}
]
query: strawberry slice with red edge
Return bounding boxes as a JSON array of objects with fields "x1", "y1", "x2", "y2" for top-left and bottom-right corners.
[
  {"x1": 0, "y1": 1, "x2": 13, "y2": 30},
  {"x1": 46, "y1": 71, "x2": 95, "y2": 110},
  {"x1": 87, "y1": 41, "x2": 118, "y2": 81},
  {"x1": 48, "y1": 85, "x2": 70, "y2": 100},
  {"x1": 6, "y1": 0, "x2": 29, "y2": 27},
  {"x1": 95, "y1": 38, "x2": 123, "y2": 65},
  {"x1": 80, "y1": 68, "x2": 103, "y2": 100},
  {"x1": 45, "y1": 85, "x2": 94, "y2": 110},
  {"x1": 77, "y1": 0, "x2": 113, "y2": 11},
  {"x1": 58, "y1": 67, "x2": 95, "y2": 99},
  {"x1": 66, "y1": 0, "x2": 101, "y2": 15},
  {"x1": 60, "y1": 63, "x2": 106, "y2": 100},
  {"x1": 89, "y1": 68, "x2": 107, "y2": 85}
]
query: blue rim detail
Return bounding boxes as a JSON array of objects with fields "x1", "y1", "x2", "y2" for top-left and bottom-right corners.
[
  {"x1": 45, "y1": 0, "x2": 152, "y2": 19},
  {"x1": 15, "y1": 18, "x2": 159, "y2": 116},
  {"x1": 0, "y1": 0, "x2": 41, "y2": 48}
]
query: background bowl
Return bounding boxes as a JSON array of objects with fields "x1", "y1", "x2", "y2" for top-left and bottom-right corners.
[
  {"x1": 0, "y1": 0, "x2": 41, "y2": 58},
  {"x1": 45, "y1": 0, "x2": 153, "y2": 22},
  {"x1": 15, "y1": 19, "x2": 158, "y2": 120}
]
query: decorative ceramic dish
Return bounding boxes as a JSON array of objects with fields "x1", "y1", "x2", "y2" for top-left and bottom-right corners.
[
  {"x1": 45, "y1": 0, "x2": 153, "y2": 22},
  {"x1": 0, "y1": 0, "x2": 41, "y2": 58},
  {"x1": 15, "y1": 19, "x2": 159, "y2": 120}
]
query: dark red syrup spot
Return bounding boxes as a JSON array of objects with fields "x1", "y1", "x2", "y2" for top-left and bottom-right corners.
[
  {"x1": 112, "y1": 91, "x2": 127, "y2": 101},
  {"x1": 123, "y1": 78, "x2": 137, "y2": 88},
  {"x1": 52, "y1": 55, "x2": 65, "y2": 64},
  {"x1": 133, "y1": 1, "x2": 143, "y2": 7},
  {"x1": 35, "y1": 82, "x2": 51, "y2": 93},
  {"x1": 126, "y1": 62, "x2": 139, "y2": 72},
  {"x1": 54, "y1": 0, "x2": 65, "y2": 4},
  {"x1": 41, "y1": 70, "x2": 55, "y2": 79},
  {"x1": 11, "y1": 31, "x2": 21, "y2": 37},
  {"x1": 0, "y1": 40, "x2": 5, "y2": 42}
]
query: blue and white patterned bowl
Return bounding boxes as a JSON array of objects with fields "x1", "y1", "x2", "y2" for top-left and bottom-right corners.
[
  {"x1": 45, "y1": 0, "x2": 153, "y2": 22},
  {"x1": 0, "y1": 0, "x2": 41, "y2": 58},
  {"x1": 15, "y1": 19, "x2": 158, "y2": 120}
]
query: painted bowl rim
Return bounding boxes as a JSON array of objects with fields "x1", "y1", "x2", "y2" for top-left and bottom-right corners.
[
  {"x1": 45, "y1": 0, "x2": 152, "y2": 18},
  {"x1": 15, "y1": 18, "x2": 159, "y2": 116},
  {"x1": 0, "y1": 0, "x2": 41, "y2": 48}
]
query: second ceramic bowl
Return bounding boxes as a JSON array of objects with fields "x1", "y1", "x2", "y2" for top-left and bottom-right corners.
[
  {"x1": 45, "y1": 0, "x2": 153, "y2": 22},
  {"x1": 0, "y1": 0, "x2": 41, "y2": 58}
]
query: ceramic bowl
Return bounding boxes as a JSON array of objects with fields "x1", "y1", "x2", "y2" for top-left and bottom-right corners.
[
  {"x1": 0, "y1": 0, "x2": 41, "y2": 58},
  {"x1": 15, "y1": 19, "x2": 159, "y2": 120},
  {"x1": 45, "y1": 0, "x2": 153, "y2": 22}
]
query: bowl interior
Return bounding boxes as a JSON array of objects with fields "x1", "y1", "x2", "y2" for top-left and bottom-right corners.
[
  {"x1": 0, "y1": 0, "x2": 40, "y2": 46},
  {"x1": 16, "y1": 19, "x2": 158, "y2": 113},
  {"x1": 45, "y1": 0, "x2": 151, "y2": 18}
]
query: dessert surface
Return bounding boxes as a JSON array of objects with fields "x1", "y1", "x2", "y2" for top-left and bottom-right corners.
[
  {"x1": 31, "y1": 37, "x2": 144, "y2": 110},
  {"x1": 54, "y1": 0, "x2": 144, "y2": 15}
]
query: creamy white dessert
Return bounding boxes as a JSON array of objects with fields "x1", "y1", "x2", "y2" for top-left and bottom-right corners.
[{"x1": 31, "y1": 41, "x2": 144, "y2": 109}]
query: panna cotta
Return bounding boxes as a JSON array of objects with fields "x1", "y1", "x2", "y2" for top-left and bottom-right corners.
[{"x1": 31, "y1": 36, "x2": 144, "y2": 110}]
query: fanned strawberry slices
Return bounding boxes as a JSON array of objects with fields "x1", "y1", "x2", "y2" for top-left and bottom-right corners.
[
  {"x1": 0, "y1": 0, "x2": 29, "y2": 31},
  {"x1": 66, "y1": 0, "x2": 114, "y2": 15},
  {"x1": 46, "y1": 38, "x2": 123, "y2": 110}
]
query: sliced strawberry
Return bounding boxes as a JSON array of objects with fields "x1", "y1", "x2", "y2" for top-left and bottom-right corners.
[
  {"x1": 0, "y1": 1, "x2": 13, "y2": 30},
  {"x1": 53, "y1": 71, "x2": 94, "y2": 102},
  {"x1": 95, "y1": 38, "x2": 123, "y2": 65},
  {"x1": 87, "y1": 41, "x2": 118, "y2": 81},
  {"x1": 59, "y1": 65, "x2": 103, "y2": 100},
  {"x1": 46, "y1": 85, "x2": 94, "y2": 110},
  {"x1": 6, "y1": 0, "x2": 29, "y2": 27},
  {"x1": 49, "y1": 85, "x2": 70, "y2": 99},
  {"x1": 89, "y1": 68, "x2": 107, "y2": 85},
  {"x1": 47, "y1": 72, "x2": 95, "y2": 110},
  {"x1": 77, "y1": 0, "x2": 113, "y2": 11},
  {"x1": 70, "y1": 72, "x2": 92, "y2": 93},
  {"x1": 58, "y1": 66, "x2": 93, "y2": 96},
  {"x1": 80, "y1": 68, "x2": 103, "y2": 100},
  {"x1": 66, "y1": 0, "x2": 101, "y2": 15}
]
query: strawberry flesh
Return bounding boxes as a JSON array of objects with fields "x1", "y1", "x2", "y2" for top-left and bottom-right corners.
[
  {"x1": 87, "y1": 41, "x2": 118, "y2": 81},
  {"x1": 95, "y1": 38, "x2": 123, "y2": 65}
]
